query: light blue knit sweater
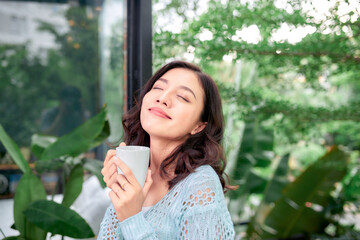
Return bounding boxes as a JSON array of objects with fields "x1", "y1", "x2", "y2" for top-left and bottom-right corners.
[{"x1": 97, "y1": 165, "x2": 235, "y2": 239}]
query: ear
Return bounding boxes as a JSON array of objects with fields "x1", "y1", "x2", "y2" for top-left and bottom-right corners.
[{"x1": 190, "y1": 122, "x2": 208, "y2": 135}]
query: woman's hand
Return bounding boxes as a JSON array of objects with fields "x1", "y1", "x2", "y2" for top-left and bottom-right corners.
[
  {"x1": 109, "y1": 161, "x2": 153, "y2": 222},
  {"x1": 101, "y1": 142, "x2": 153, "y2": 222},
  {"x1": 101, "y1": 142, "x2": 126, "y2": 189}
]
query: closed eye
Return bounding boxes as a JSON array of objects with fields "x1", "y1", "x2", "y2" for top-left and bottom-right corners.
[{"x1": 178, "y1": 95, "x2": 189, "y2": 102}]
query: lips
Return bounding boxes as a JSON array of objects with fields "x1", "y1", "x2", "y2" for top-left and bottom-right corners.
[{"x1": 148, "y1": 107, "x2": 171, "y2": 119}]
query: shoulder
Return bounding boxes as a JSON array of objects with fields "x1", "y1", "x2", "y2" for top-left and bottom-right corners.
[
  {"x1": 169, "y1": 165, "x2": 230, "y2": 225},
  {"x1": 179, "y1": 165, "x2": 224, "y2": 205},
  {"x1": 189, "y1": 165, "x2": 219, "y2": 182},
  {"x1": 187, "y1": 165, "x2": 221, "y2": 187}
]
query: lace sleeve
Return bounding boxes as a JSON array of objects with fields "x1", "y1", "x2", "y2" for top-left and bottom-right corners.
[
  {"x1": 178, "y1": 171, "x2": 235, "y2": 240},
  {"x1": 97, "y1": 204, "x2": 123, "y2": 240},
  {"x1": 118, "y1": 212, "x2": 158, "y2": 239},
  {"x1": 98, "y1": 204, "x2": 159, "y2": 240}
]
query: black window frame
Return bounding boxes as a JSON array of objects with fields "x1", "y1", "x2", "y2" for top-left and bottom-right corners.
[{"x1": 126, "y1": 0, "x2": 152, "y2": 110}]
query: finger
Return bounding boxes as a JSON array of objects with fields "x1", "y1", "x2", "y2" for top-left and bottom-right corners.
[
  {"x1": 101, "y1": 166, "x2": 110, "y2": 183},
  {"x1": 142, "y1": 169, "x2": 153, "y2": 195},
  {"x1": 104, "y1": 149, "x2": 116, "y2": 165},
  {"x1": 110, "y1": 183, "x2": 120, "y2": 194},
  {"x1": 108, "y1": 190, "x2": 120, "y2": 205},
  {"x1": 116, "y1": 173, "x2": 131, "y2": 190},
  {"x1": 105, "y1": 170, "x2": 118, "y2": 188},
  {"x1": 102, "y1": 159, "x2": 117, "y2": 182},
  {"x1": 116, "y1": 159, "x2": 138, "y2": 186},
  {"x1": 108, "y1": 163, "x2": 117, "y2": 174},
  {"x1": 119, "y1": 142, "x2": 126, "y2": 147},
  {"x1": 102, "y1": 161, "x2": 116, "y2": 176},
  {"x1": 111, "y1": 182, "x2": 125, "y2": 196},
  {"x1": 103, "y1": 156, "x2": 120, "y2": 175},
  {"x1": 104, "y1": 150, "x2": 116, "y2": 167}
]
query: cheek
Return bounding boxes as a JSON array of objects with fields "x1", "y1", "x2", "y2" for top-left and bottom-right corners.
[
  {"x1": 188, "y1": 104, "x2": 203, "y2": 121},
  {"x1": 179, "y1": 106, "x2": 202, "y2": 128},
  {"x1": 140, "y1": 94, "x2": 150, "y2": 116},
  {"x1": 142, "y1": 93, "x2": 150, "y2": 106},
  {"x1": 140, "y1": 97, "x2": 148, "y2": 126},
  {"x1": 140, "y1": 111, "x2": 151, "y2": 136},
  {"x1": 140, "y1": 106, "x2": 147, "y2": 128}
]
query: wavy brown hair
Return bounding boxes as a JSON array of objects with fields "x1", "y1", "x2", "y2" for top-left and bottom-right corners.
[{"x1": 122, "y1": 60, "x2": 234, "y2": 192}]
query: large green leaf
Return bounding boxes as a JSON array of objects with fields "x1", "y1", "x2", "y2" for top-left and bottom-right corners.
[
  {"x1": 34, "y1": 158, "x2": 64, "y2": 174},
  {"x1": 30, "y1": 134, "x2": 57, "y2": 159},
  {"x1": 13, "y1": 173, "x2": 47, "y2": 240},
  {"x1": 23, "y1": 200, "x2": 94, "y2": 238},
  {"x1": 229, "y1": 119, "x2": 274, "y2": 199},
  {"x1": 83, "y1": 158, "x2": 106, "y2": 188},
  {"x1": 253, "y1": 146, "x2": 349, "y2": 239},
  {"x1": 239, "y1": 121, "x2": 274, "y2": 153},
  {"x1": 0, "y1": 124, "x2": 31, "y2": 174},
  {"x1": 62, "y1": 164, "x2": 83, "y2": 208},
  {"x1": 90, "y1": 118, "x2": 110, "y2": 149},
  {"x1": 247, "y1": 154, "x2": 290, "y2": 237},
  {"x1": 262, "y1": 154, "x2": 290, "y2": 204},
  {"x1": 40, "y1": 107, "x2": 108, "y2": 161},
  {"x1": 240, "y1": 171, "x2": 267, "y2": 195}
]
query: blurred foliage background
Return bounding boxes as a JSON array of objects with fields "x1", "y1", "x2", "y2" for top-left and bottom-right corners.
[
  {"x1": 152, "y1": 0, "x2": 360, "y2": 239},
  {"x1": 1, "y1": 0, "x2": 360, "y2": 239}
]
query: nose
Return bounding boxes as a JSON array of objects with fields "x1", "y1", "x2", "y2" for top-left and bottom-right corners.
[{"x1": 156, "y1": 91, "x2": 171, "y2": 107}]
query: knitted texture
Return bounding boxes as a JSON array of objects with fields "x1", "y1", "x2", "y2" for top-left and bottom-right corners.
[{"x1": 97, "y1": 165, "x2": 235, "y2": 240}]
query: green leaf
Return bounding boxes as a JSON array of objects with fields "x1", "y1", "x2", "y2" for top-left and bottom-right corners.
[
  {"x1": 263, "y1": 154, "x2": 290, "y2": 203},
  {"x1": 13, "y1": 172, "x2": 47, "y2": 240},
  {"x1": 35, "y1": 158, "x2": 64, "y2": 174},
  {"x1": 247, "y1": 154, "x2": 290, "y2": 236},
  {"x1": 83, "y1": 158, "x2": 106, "y2": 188},
  {"x1": 90, "y1": 119, "x2": 110, "y2": 149},
  {"x1": 62, "y1": 164, "x2": 83, "y2": 208},
  {"x1": 2, "y1": 236, "x2": 27, "y2": 240},
  {"x1": 30, "y1": 134, "x2": 57, "y2": 159},
  {"x1": 229, "y1": 119, "x2": 274, "y2": 199},
  {"x1": 23, "y1": 200, "x2": 94, "y2": 238},
  {"x1": 243, "y1": 171, "x2": 267, "y2": 194},
  {"x1": 40, "y1": 107, "x2": 108, "y2": 161},
  {"x1": 344, "y1": 169, "x2": 360, "y2": 201},
  {"x1": 254, "y1": 146, "x2": 349, "y2": 239},
  {"x1": 0, "y1": 124, "x2": 31, "y2": 173},
  {"x1": 239, "y1": 121, "x2": 274, "y2": 153},
  {"x1": 229, "y1": 170, "x2": 268, "y2": 200}
]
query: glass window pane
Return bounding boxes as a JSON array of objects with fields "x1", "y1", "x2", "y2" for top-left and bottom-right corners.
[{"x1": 0, "y1": 0, "x2": 125, "y2": 198}]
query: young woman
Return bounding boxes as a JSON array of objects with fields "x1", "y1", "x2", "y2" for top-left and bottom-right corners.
[{"x1": 98, "y1": 61, "x2": 235, "y2": 239}]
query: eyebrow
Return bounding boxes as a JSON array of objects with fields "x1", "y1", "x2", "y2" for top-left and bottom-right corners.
[{"x1": 157, "y1": 78, "x2": 197, "y2": 99}]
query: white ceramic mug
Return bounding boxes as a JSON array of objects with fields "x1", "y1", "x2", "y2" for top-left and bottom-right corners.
[{"x1": 116, "y1": 146, "x2": 150, "y2": 188}]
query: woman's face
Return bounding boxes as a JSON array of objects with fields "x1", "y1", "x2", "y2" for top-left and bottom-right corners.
[{"x1": 140, "y1": 68, "x2": 206, "y2": 143}]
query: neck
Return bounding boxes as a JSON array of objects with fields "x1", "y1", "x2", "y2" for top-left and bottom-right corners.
[{"x1": 149, "y1": 137, "x2": 183, "y2": 179}]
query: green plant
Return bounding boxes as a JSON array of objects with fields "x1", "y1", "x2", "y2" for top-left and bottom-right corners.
[
  {"x1": 228, "y1": 118, "x2": 274, "y2": 218},
  {"x1": 0, "y1": 106, "x2": 109, "y2": 240},
  {"x1": 225, "y1": 117, "x2": 354, "y2": 239},
  {"x1": 247, "y1": 146, "x2": 350, "y2": 239}
]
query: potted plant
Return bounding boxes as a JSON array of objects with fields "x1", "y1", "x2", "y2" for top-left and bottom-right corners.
[{"x1": 0, "y1": 107, "x2": 109, "y2": 240}]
